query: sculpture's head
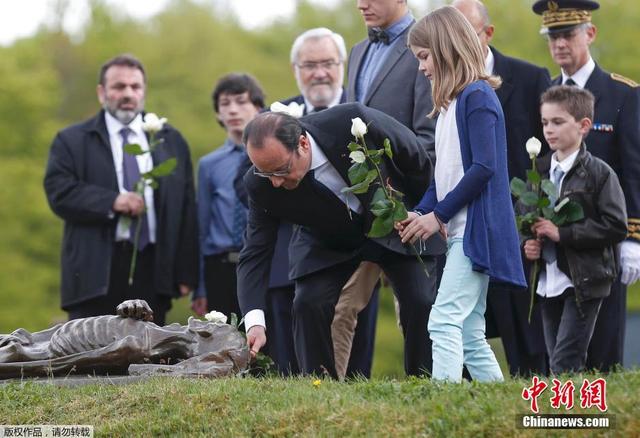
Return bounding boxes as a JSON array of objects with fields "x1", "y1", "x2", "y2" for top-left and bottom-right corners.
[{"x1": 186, "y1": 317, "x2": 247, "y2": 357}]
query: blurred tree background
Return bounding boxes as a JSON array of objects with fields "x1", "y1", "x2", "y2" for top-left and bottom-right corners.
[{"x1": 1, "y1": 0, "x2": 638, "y2": 378}]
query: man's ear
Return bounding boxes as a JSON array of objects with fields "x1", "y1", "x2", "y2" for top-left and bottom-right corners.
[
  {"x1": 97, "y1": 84, "x2": 105, "y2": 105},
  {"x1": 299, "y1": 134, "x2": 310, "y2": 151},
  {"x1": 586, "y1": 24, "x2": 597, "y2": 44},
  {"x1": 485, "y1": 24, "x2": 495, "y2": 43}
]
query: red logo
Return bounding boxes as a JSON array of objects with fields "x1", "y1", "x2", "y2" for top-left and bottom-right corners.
[{"x1": 523, "y1": 377, "x2": 607, "y2": 413}]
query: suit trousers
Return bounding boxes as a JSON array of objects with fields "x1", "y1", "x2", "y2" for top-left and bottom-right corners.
[
  {"x1": 541, "y1": 288, "x2": 603, "y2": 374},
  {"x1": 293, "y1": 250, "x2": 435, "y2": 378},
  {"x1": 586, "y1": 279, "x2": 626, "y2": 372},
  {"x1": 203, "y1": 253, "x2": 242, "y2": 319},
  {"x1": 67, "y1": 242, "x2": 171, "y2": 326},
  {"x1": 265, "y1": 285, "x2": 299, "y2": 376}
]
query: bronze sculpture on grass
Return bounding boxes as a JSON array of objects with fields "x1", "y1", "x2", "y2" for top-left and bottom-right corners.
[{"x1": 0, "y1": 300, "x2": 249, "y2": 379}]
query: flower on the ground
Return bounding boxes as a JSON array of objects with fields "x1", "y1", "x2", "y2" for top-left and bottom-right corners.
[
  {"x1": 270, "y1": 101, "x2": 305, "y2": 118},
  {"x1": 141, "y1": 113, "x2": 168, "y2": 133},
  {"x1": 525, "y1": 136, "x2": 542, "y2": 159},
  {"x1": 313, "y1": 379, "x2": 321, "y2": 387},
  {"x1": 350, "y1": 117, "x2": 367, "y2": 138},
  {"x1": 349, "y1": 150, "x2": 366, "y2": 164},
  {"x1": 204, "y1": 310, "x2": 227, "y2": 324}
]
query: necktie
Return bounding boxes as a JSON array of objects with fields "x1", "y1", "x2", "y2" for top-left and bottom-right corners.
[
  {"x1": 120, "y1": 127, "x2": 150, "y2": 251},
  {"x1": 542, "y1": 166, "x2": 566, "y2": 263},
  {"x1": 311, "y1": 106, "x2": 328, "y2": 113},
  {"x1": 368, "y1": 28, "x2": 390, "y2": 45},
  {"x1": 564, "y1": 78, "x2": 577, "y2": 86}
]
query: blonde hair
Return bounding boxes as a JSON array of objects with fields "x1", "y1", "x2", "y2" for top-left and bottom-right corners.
[{"x1": 408, "y1": 6, "x2": 501, "y2": 118}]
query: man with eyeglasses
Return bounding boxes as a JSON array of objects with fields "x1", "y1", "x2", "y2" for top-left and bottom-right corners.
[
  {"x1": 280, "y1": 27, "x2": 347, "y2": 114},
  {"x1": 237, "y1": 104, "x2": 436, "y2": 379},
  {"x1": 452, "y1": 0, "x2": 551, "y2": 378},
  {"x1": 231, "y1": 29, "x2": 348, "y2": 376},
  {"x1": 534, "y1": 0, "x2": 640, "y2": 372}
]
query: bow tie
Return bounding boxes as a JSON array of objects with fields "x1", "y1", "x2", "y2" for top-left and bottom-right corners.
[{"x1": 368, "y1": 28, "x2": 390, "y2": 45}]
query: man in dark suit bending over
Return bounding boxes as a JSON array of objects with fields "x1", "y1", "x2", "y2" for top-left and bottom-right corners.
[{"x1": 237, "y1": 104, "x2": 441, "y2": 378}]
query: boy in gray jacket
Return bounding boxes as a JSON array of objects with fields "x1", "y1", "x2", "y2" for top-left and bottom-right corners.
[{"x1": 524, "y1": 85, "x2": 627, "y2": 374}]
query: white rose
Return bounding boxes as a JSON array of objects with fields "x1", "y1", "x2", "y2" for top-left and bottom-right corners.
[
  {"x1": 526, "y1": 137, "x2": 542, "y2": 158},
  {"x1": 351, "y1": 117, "x2": 368, "y2": 138},
  {"x1": 142, "y1": 113, "x2": 167, "y2": 133},
  {"x1": 349, "y1": 150, "x2": 366, "y2": 164},
  {"x1": 204, "y1": 310, "x2": 227, "y2": 324},
  {"x1": 269, "y1": 101, "x2": 305, "y2": 118},
  {"x1": 286, "y1": 102, "x2": 305, "y2": 118}
]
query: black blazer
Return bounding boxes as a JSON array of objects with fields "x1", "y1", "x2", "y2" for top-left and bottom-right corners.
[
  {"x1": 492, "y1": 47, "x2": 551, "y2": 180},
  {"x1": 44, "y1": 111, "x2": 199, "y2": 309},
  {"x1": 279, "y1": 88, "x2": 347, "y2": 115},
  {"x1": 237, "y1": 103, "x2": 441, "y2": 314},
  {"x1": 553, "y1": 64, "x2": 640, "y2": 239},
  {"x1": 347, "y1": 24, "x2": 436, "y2": 161}
]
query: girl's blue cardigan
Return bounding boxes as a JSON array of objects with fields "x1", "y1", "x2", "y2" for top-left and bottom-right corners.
[{"x1": 415, "y1": 80, "x2": 526, "y2": 287}]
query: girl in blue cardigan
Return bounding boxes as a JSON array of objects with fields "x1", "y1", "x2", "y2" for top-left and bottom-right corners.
[{"x1": 397, "y1": 6, "x2": 526, "y2": 382}]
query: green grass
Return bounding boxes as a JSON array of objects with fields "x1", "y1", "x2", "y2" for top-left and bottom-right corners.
[{"x1": 1, "y1": 372, "x2": 638, "y2": 436}]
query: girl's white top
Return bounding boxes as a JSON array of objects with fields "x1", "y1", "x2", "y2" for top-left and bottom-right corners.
[{"x1": 434, "y1": 98, "x2": 467, "y2": 239}]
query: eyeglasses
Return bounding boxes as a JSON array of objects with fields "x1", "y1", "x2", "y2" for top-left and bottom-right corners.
[
  {"x1": 253, "y1": 151, "x2": 296, "y2": 178},
  {"x1": 295, "y1": 60, "x2": 341, "y2": 71}
]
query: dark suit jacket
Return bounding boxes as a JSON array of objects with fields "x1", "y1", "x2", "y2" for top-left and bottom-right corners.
[
  {"x1": 492, "y1": 47, "x2": 551, "y2": 180},
  {"x1": 237, "y1": 103, "x2": 439, "y2": 314},
  {"x1": 279, "y1": 88, "x2": 347, "y2": 115},
  {"x1": 44, "y1": 111, "x2": 199, "y2": 309},
  {"x1": 553, "y1": 64, "x2": 640, "y2": 238},
  {"x1": 347, "y1": 25, "x2": 435, "y2": 160},
  {"x1": 485, "y1": 48, "x2": 551, "y2": 354}
]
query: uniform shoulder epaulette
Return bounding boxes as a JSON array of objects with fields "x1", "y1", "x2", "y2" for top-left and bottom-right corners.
[{"x1": 611, "y1": 73, "x2": 638, "y2": 88}]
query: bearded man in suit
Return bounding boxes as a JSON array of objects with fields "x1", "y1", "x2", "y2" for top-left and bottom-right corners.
[{"x1": 44, "y1": 54, "x2": 198, "y2": 326}]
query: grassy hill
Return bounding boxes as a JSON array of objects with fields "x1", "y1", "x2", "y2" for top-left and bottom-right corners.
[{"x1": 1, "y1": 371, "x2": 637, "y2": 436}]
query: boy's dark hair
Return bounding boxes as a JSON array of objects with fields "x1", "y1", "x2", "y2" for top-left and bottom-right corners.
[
  {"x1": 212, "y1": 73, "x2": 265, "y2": 113},
  {"x1": 243, "y1": 112, "x2": 305, "y2": 152},
  {"x1": 541, "y1": 85, "x2": 594, "y2": 121},
  {"x1": 99, "y1": 54, "x2": 146, "y2": 85}
]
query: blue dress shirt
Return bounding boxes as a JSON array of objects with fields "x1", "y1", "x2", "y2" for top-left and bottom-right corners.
[
  {"x1": 355, "y1": 13, "x2": 414, "y2": 103},
  {"x1": 195, "y1": 138, "x2": 247, "y2": 297}
]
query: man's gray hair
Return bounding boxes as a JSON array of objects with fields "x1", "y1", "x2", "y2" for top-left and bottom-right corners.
[{"x1": 290, "y1": 27, "x2": 347, "y2": 64}]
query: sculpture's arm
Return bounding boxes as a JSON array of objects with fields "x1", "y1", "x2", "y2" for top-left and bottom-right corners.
[{"x1": 116, "y1": 300, "x2": 154, "y2": 322}]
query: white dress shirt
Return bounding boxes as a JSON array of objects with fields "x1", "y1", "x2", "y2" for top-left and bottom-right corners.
[
  {"x1": 105, "y1": 111, "x2": 157, "y2": 243},
  {"x1": 304, "y1": 89, "x2": 344, "y2": 113},
  {"x1": 561, "y1": 57, "x2": 595, "y2": 88},
  {"x1": 484, "y1": 47, "x2": 495, "y2": 76},
  {"x1": 536, "y1": 149, "x2": 580, "y2": 298}
]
